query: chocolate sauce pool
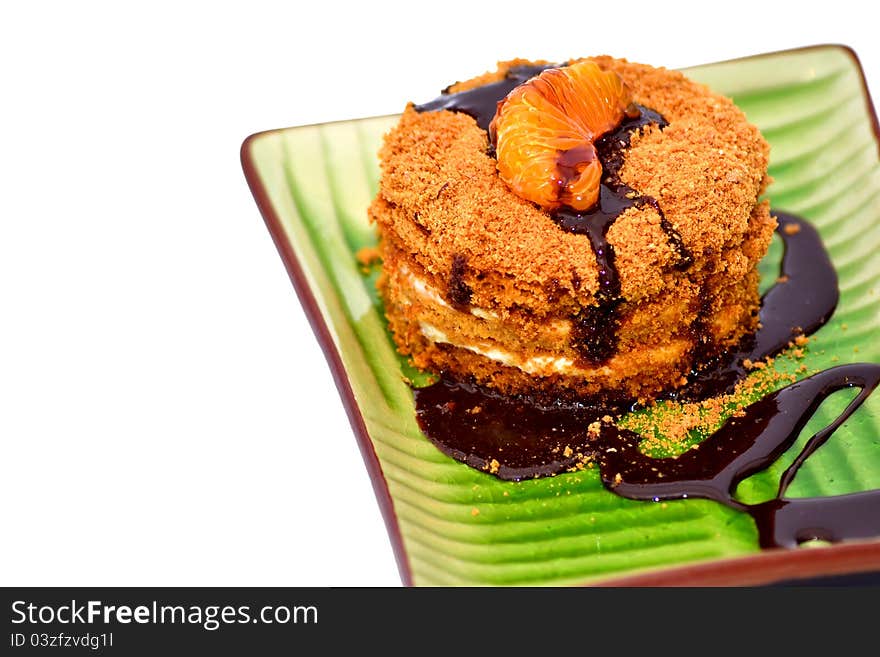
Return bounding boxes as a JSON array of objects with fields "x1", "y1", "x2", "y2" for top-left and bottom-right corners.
[{"x1": 412, "y1": 65, "x2": 877, "y2": 549}]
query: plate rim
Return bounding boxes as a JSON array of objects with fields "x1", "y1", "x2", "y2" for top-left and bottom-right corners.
[{"x1": 241, "y1": 43, "x2": 880, "y2": 587}]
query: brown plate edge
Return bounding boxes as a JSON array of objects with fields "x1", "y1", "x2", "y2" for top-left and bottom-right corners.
[
  {"x1": 240, "y1": 133, "x2": 414, "y2": 586},
  {"x1": 597, "y1": 539, "x2": 880, "y2": 587},
  {"x1": 240, "y1": 43, "x2": 880, "y2": 587}
]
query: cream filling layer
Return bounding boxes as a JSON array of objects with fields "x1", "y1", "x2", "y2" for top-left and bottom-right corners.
[
  {"x1": 401, "y1": 268, "x2": 582, "y2": 376},
  {"x1": 419, "y1": 322, "x2": 577, "y2": 376},
  {"x1": 401, "y1": 268, "x2": 570, "y2": 334}
]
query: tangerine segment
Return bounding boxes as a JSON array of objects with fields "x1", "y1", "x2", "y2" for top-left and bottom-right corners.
[{"x1": 489, "y1": 61, "x2": 632, "y2": 212}]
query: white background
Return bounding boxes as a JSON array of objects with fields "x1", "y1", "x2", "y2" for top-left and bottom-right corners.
[{"x1": 2, "y1": 1, "x2": 878, "y2": 587}]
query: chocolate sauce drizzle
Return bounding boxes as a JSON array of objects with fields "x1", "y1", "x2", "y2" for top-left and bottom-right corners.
[
  {"x1": 556, "y1": 106, "x2": 691, "y2": 363},
  {"x1": 447, "y1": 254, "x2": 473, "y2": 309},
  {"x1": 415, "y1": 65, "x2": 691, "y2": 364}
]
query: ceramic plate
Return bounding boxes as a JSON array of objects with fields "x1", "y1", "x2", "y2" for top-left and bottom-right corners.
[{"x1": 242, "y1": 45, "x2": 880, "y2": 586}]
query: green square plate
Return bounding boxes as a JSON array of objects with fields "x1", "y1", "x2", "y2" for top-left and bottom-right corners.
[{"x1": 242, "y1": 45, "x2": 880, "y2": 586}]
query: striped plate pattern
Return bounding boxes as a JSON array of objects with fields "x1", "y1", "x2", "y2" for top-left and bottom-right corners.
[{"x1": 244, "y1": 46, "x2": 880, "y2": 585}]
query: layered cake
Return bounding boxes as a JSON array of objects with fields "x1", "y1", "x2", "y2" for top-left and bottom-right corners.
[{"x1": 369, "y1": 57, "x2": 775, "y2": 402}]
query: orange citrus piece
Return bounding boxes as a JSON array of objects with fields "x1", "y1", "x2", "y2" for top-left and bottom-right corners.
[{"x1": 489, "y1": 61, "x2": 632, "y2": 212}]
